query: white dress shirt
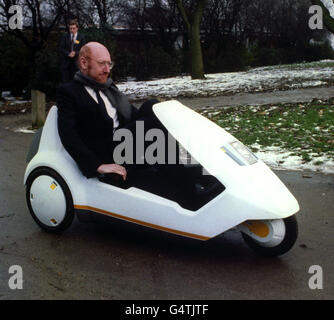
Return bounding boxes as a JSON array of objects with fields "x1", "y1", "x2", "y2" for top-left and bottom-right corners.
[
  {"x1": 84, "y1": 86, "x2": 119, "y2": 130},
  {"x1": 71, "y1": 32, "x2": 77, "y2": 43},
  {"x1": 70, "y1": 33, "x2": 77, "y2": 51}
]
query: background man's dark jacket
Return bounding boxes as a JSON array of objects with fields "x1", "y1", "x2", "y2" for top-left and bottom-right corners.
[
  {"x1": 56, "y1": 81, "x2": 139, "y2": 178},
  {"x1": 59, "y1": 32, "x2": 86, "y2": 69}
]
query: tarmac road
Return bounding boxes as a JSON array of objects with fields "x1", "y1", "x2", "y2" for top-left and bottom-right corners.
[
  {"x1": 0, "y1": 109, "x2": 333, "y2": 300},
  {"x1": 177, "y1": 86, "x2": 334, "y2": 109}
]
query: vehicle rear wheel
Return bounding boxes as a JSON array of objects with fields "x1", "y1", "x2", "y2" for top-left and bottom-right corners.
[
  {"x1": 26, "y1": 167, "x2": 74, "y2": 233},
  {"x1": 241, "y1": 216, "x2": 298, "y2": 257}
]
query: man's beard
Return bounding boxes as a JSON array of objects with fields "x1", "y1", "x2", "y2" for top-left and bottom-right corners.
[{"x1": 87, "y1": 64, "x2": 109, "y2": 83}]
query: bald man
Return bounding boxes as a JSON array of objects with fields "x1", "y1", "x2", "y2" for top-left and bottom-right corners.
[
  {"x1": 56, "y1": 42, "x2": 165, "y2": 181},
  {"x1": 57, "y1": 42, "x2": 209, "y2": 210}
]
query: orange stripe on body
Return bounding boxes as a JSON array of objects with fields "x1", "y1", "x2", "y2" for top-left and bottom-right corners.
[{"x1": 74, "y1": 204, "x2": 210, "y2": 241}]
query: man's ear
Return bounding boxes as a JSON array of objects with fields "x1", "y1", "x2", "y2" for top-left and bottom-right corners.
[{"x1": 79, "y1": 57, "x2": 87, "y2": 71}]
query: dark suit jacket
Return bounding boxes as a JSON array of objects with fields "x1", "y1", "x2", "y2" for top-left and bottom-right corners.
[
  {"x1": 60, "y1": 32, "x2": 86, "y2": 68},
  {"x1": 56, "y1": 81, "x2": 139, "y2": 178}
]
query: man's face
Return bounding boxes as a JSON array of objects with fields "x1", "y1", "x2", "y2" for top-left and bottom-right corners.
[
  {"x1": 84, "y1": 50, "x2": 112, "y2": 84},
  {"x1": 69, "y1": 24, "x2": 78, "y2": 35}
]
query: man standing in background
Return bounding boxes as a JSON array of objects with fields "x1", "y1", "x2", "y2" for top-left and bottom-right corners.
[{"x1": 60, "y1": 19, "x2": 86, "y2": 83}]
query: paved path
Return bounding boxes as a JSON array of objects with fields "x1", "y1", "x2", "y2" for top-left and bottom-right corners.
[
  {"x1": 0, "y1": 112, "x2": 333, "y2": 300},
  {"x1": 177, "y1": 86, "x2": 334, "y2": 109},
  {"x1": 0, "y1": 87, "x2": 333, "y2": 300}
]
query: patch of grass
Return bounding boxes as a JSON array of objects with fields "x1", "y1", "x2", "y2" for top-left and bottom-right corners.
[{"x1": 199, "y1": 100, "x2": 334, "y2": 162}]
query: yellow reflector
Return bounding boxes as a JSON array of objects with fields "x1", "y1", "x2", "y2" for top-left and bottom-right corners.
[
  {"x1": 50, "y1": 183, "x2": 56, "y2": 190},
  {"x1": 243, "y1": 220, "x2": 270, "y2": 238}
]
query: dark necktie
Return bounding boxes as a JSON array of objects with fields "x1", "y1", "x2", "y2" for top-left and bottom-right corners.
[
  {"x1": 95, "y1": 89, "x2": 117, "y2": 129},
  {"x1": 70, "y1": 34, "x2": 74, "y2": 51},
  {"x1": 94, "y1": 89, "x2": 106, "y2": 112}
]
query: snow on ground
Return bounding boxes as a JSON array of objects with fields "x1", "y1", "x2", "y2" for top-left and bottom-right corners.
[
  {"x1": 117, "y1": 60, "x2": 334, "y2": 99},
  {"x1": 0, "y1": 91, "x2": 29, "y2": 106},
  {"x1": 321, "y1": 0, "x2": 334, "y2": 48},
  {"x1": 14, "y1": 127, "x2": 36, "y2": 134},
  {"x1": 4, "y1": 60, "x2": 334, "y2": 174},
  {"x1": 251, "y1": 144, "x2": 334, "y2": 175},
  {"x1": 321, "y1": 0, "x2": 334, "y2": 19},
  {"x1": 1, "y1": 60, "x2": 334, "y2": 104}
]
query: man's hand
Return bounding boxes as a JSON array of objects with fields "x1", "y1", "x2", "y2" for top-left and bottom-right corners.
[
  {"x1": 68, "y1": 51, "x2": 76, "y2": 58},
  {"x1": 97, "y1": 164, "x2": 127, "y2": 180}
]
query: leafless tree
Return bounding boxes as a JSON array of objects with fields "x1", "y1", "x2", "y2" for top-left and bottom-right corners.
[{"x1": 0, "y1": 0, "x2": 69, "y2": 71}]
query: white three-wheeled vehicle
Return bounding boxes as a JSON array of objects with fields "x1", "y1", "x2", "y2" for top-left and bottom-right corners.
[{"x1": 24, "y1": 100, "x2": 299, "y2": 256}]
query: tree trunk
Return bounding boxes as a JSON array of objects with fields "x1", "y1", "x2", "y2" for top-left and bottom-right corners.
[
  {"x1": 176, "y1": 0, "x2": 207, "y2": 80},
  {"x1": 190, "y1": 22, "x2": 205, "y2": 79},
  {"x1": 31, "y1": 89, "x2": 46, "y2": 128}
]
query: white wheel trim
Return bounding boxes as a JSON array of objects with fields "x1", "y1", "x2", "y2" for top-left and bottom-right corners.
[
  {"x1": 29, "y1": 175, "x2": 67, "y2": 227},
  {"x1": 240, "y1": 219, "x2": 286, "y2": 248}
]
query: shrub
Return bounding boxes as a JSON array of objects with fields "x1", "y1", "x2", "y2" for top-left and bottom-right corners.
[
  {"x1": 203, "y1": 43, "x2": 255, "y2": 73},
  {"x1": 0, "y1": 33, "x2": 31, "y2": 96},
  {"x1": 252, "y1": 47, "x2": 282, "y2": 67},
  {"x1": 29, "y1": 35, "x2": 62, "y2": 100},
  {"x1": 113, "y1": 42, "x2": 181, "y2": 81}
]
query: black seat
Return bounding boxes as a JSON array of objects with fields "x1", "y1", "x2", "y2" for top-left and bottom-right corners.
[{"x1": 98, "y1": 165, "x2": 225, "y2": 211}]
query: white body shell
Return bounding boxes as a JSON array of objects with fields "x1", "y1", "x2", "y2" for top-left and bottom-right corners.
[{"x1": 24, "y1": 101, "x2": 299, "y2": 240}]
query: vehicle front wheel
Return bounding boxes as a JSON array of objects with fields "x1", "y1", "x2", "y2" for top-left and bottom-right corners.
[
  {"x1": 241, "y1": 216, "x2": 298, "y2": 257},
  {"x1": 26, "y1": 167, "x2": 74, "y2": 233}
]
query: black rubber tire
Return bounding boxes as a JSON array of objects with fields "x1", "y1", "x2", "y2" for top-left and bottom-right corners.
[
  {"x1": 241, "y1": 215, "x2": 298, "y2": 257},
  {"x1": 26, "y1": 167, "x2": 74, "y2": 233}
]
